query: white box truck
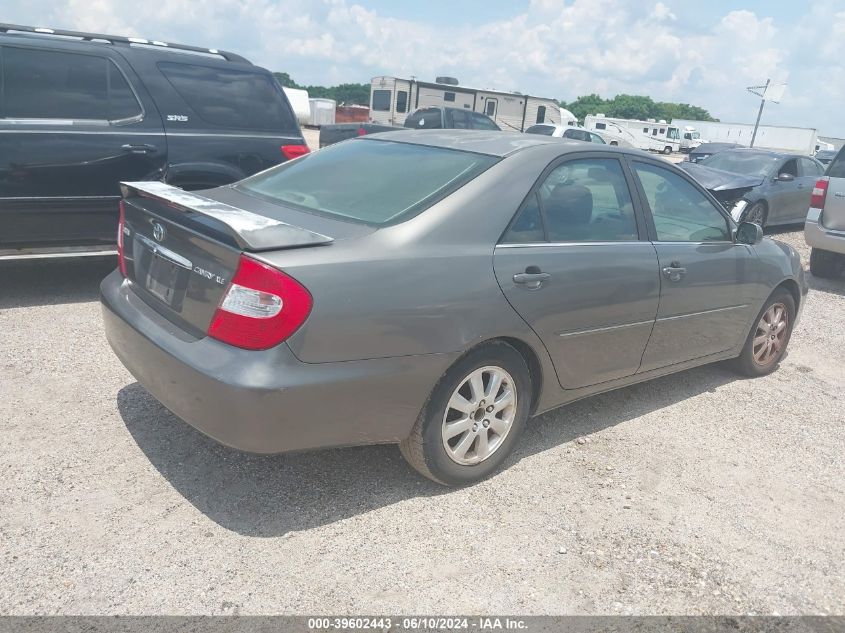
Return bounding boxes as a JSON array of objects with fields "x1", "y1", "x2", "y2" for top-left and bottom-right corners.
[{"x1": 672, "y1": 119, "x2": 819, "y2": 155}]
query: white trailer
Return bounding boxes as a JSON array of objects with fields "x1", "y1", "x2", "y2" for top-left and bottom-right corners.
[
  {"x1": 369, "y1": 76, "x2": 561, "y2": 132},
  {"x1": 308, "y1": 98, "x2": 336, "y2": 127},
  {"x1": 584, "y1": 114, "x2": 689, "y2": 154},
  {"x1": 282, "y1": 87, "x2": 311, "y2": 126},
  {"x1": 671, "y1": 119, "x2": 818, "y2": 155}
]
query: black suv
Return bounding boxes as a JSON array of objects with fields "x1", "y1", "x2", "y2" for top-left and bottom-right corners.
[{"x1": 0, "y1": 24, "x2": 306, "y2": 255}]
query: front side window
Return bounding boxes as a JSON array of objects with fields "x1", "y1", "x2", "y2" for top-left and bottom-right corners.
[
  {"x1": 237, "y1": 139, "x2": 498, "y2": 226},
  {"x1": 535, "y1": 158, "x2": 638, "y2": 242},
  {"x1": 470, "y1": 112, "x2": 499, "y2": 130},
  {"x1": 799, "y1": 157, "x2": 822, "y2": 177},
  {"x1": 633, "y1": 162, "x2": 730, "y2": 242},
  {"x1": 372, "y1": 90, "x2": 392, "y2": 111},
  {"x1": 2, "y1": 46, "x2": 141, "y2": 121},
  {"x1": 589, "y1": 133, "x2": 606, "y2": 144},
  {"x1": 395, "y1": 90, "x2": 408, "y2": 113},
  {"x1": 159, "y1": 62, "x2": 295, "y2": 130}
]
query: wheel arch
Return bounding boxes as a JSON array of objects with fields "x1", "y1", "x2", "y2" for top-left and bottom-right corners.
[
  {"x1": 774, "y1": 278, "x2": 801, "y2": 310},
  {"x1": 488, "y1": 336, "x2": 544, "y2": 416}
]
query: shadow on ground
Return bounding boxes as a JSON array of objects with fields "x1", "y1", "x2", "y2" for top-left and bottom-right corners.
[
  {"x1": 118, "y1": 362, "x2": 738, "y2": 537},
  {"x1": 0, "y1": 257, "x2": 117, "y2": 309}
]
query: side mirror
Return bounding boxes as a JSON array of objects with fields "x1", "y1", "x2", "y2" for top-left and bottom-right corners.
[
  {"x1": 776, "y1": 172, "x2": 795, "y2": 182},
  {"x1": 736, "y1": 221, "x2": 763, "y2": 245}
]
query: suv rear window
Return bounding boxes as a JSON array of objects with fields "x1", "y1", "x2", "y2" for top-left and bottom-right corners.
[
  {"x1": 827, "y1": 148, "x2": 845, "y2": 178},
  {"x1": 2, "y1": 46, "x2": 141, "y2": 121},
  {"x1": 237, "y1": 139, "x2": 498, "y2": 225},
  {"x1": 158, "y1": 62, "x2": 295, "y2": 131}
]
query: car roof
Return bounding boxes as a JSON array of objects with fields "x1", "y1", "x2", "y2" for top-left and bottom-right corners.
[{"x1": 361, "y1": 129, "x2": 626, "y2": 157}]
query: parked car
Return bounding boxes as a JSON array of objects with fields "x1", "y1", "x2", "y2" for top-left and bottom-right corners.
[
  {"x1": 0, "y1": 23, "x2": 305, "y2": 257},
  {"x1": 814, "y1": 149, "x2": 838, "y2": 167},
  {"x1": 102, "y1": 131, "x2": 806, "y2": 486},
  {"x1": 680, "y1": 148, "x2": 824, "y2": 228},
  {"x1": 525, "y1": 123, "x2": 607, "y2": 144},
  {"x1": 318, "y1": 106, "x2": 500, "y2": 147},
  {"x1": 687, "y1": 142, "x2": 743, "y2": 163},
  {"x1": 805, "y1": 147, "x2": 845, "y2": 278}
]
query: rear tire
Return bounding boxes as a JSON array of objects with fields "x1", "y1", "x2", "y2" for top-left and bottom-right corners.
[
  {"x1": 399, "y1": 341, "x2": 532, "y2": 486},
  {"x1": 663, "y1": 146, "x2": 672, "y2": 155},
  {"x1": 731, "y1": 289, "x2": 795, "y2": 377},
  {"x1": 809, "y1": 248, "x2": 844, "y2": 279}
]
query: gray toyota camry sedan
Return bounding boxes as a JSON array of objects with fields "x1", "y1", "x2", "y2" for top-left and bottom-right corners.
[{"x1": 101, "y1": 131, "x2": 807, "y2": 486}]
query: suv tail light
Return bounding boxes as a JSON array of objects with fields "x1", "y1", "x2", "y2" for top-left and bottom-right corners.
[
  {"x1": 281, "y1": 144, "x2": 310, "y2": 160},
  {"x1": 811, "y1": 178, "x2": 829, "y2": 209},
  {"x1": 117, "y1": 200, "x2": 128, "y2": 277},
  {"x1": 207, "y1": 255, "x2": 312, "y2": 350}
]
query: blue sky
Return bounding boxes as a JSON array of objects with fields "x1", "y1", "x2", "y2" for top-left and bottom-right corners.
[{"x1": 5, "y1": 0, "x2": 845, "y2": 136}]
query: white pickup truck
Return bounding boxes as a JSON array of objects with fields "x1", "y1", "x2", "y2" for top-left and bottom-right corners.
[{"x1": 805, "y1": 147, "x2": 845, "y2": 278}]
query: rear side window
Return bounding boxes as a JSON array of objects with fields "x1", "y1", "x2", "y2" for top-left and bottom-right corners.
[
  {"x1": 158, "y1": 62, "x2": 295, "y2": 131},
  {"x1": 2, "y1": 46, "x2": 141, "y2": 121},
  {"x1": 449, "y1": 109, "x2": 470, "y2": 129},
  {"x1": 828, "y1": 149, "x2": 845, "y2": 178},
  {"x1": 404, "y1": 109, "x2": 442, "y2": 129},
  {"x1": 525, "y1": 125, "x2": 555, "y2": 136},
  {"x1": 237, "y1": 139, "x2": 499, "y2": 226},
  {"x1": 372, "y1": 89, "x2": 391, "y2": 111}
]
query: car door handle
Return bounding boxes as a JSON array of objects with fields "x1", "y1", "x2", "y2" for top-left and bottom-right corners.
[
  {"x1": 121, "y1": 143, "x2": 158, "y2": 154},
  {"x1": 513, "y1": 268, "x2": 550, "y2": 288},
  {"x1": 662, "y1": 262, "x2": 687, "y2": 282}
]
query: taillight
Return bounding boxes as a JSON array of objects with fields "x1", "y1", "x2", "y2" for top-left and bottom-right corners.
[
  {"x1": 357, "y1": 127, "x2": 367, "y2": 136},
  {"x1": 207, "y1": 255, "x2": 312, "y2": 350},
  {"x1": 811, "y1": 178, "x2": 829, "y2": 209},
  {"x1": 281, "y1": 144, "x2": 310, "y2": 160},
  {"x1": 117, "y1": 200, "x2": 127, "y2": 277}
]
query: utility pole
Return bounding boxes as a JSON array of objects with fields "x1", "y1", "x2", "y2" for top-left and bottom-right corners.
[{"x1": 749, "y1": 79, "x2": 770, "y2": 148}]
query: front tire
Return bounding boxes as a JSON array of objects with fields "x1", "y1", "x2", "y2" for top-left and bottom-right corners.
[
  {"x1": 663, "y1": 146, "x2": 672, "y2": 155},
  {"x1": 731, "y1": 289, "x2": 795, "y2": 377},
  {"x1": 743, "y1": 202, "x2": 767, "y2": 229},
  {"x1": 399, "y1": 341, "x2": 532, "y2": 486},
  {"x1": 809, "y1": 248, "x2": 844, "y2": 278}
]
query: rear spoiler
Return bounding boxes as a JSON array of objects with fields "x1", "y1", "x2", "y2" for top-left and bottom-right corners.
[{"x1": 120, "y1": 181, "x2": 333, "y2": 252}]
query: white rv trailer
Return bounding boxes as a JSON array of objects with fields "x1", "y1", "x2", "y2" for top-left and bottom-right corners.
[
  {"x1": 672, "y1": 119, "x2": 819, "y2": 155},
  {"x1": 584, "y1": 114, "x2": 692, "y2": 154},
  {"x1": 369, "y1": 76, "x2": 561, "y2": 132}
]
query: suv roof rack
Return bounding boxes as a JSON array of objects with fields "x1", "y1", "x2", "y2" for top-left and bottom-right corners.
[{"x1": 0, "y1": 23, "x2": 251, "y2": 64}]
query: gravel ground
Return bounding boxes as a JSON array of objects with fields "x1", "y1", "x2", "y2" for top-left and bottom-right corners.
[{"x1": 1, "y1": 228, "x2": 843, "y2": 616}]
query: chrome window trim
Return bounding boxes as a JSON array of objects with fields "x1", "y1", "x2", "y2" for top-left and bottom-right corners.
[{"x1": 496, "y1": 241, "x2": 650, "y2": 248}]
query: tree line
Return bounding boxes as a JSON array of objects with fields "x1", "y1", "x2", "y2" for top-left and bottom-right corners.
[{"x1": 273, "y1": 72, "x2": 717, "y2": 122}]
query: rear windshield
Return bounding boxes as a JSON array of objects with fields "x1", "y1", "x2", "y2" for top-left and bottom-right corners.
[
  {"x1": 158, "y1": 62, "x2": 296, "y2": 131},
  {"x1": 700, "y1": 151, "x2": 781, "y2": 177},
  {"x1": 237, "y1": 139, "x2": 498, "y2": 225},
  {"x1": 827, "y1": 149, "x2": 845, "y2": 178}
]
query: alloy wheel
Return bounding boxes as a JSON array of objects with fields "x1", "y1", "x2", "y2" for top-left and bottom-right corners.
[
  {"x1": 441, "y1": 366, "x2": 517, "y2": 465},
  {"x1": 752, "y1": 302, "x2": 789, "y2": 366}
]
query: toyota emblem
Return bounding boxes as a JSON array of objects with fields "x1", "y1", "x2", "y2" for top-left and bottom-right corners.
[{"x1": 152, "y1": 221, "x2": 166, "y2": 242}]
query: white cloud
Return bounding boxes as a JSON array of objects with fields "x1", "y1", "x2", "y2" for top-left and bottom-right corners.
[{"x1": 2, "y1": 0, "x2": 844, "y2": 135}]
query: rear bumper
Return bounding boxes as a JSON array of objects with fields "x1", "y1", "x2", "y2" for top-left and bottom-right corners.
[
  {"x1": 101, "y1": 270, "x2": 456, "y2": 453},
  {"x1": 805, "y1": 208, "x2": 845, "y2": 255}
]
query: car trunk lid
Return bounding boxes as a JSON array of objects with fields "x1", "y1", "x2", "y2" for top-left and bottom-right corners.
[
  {"x1": 820, "y1": 172, "x2": 845, "y2": 232},
  {"x1": 119, "y1": 181, "x2": 335, "y2": 337}
]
